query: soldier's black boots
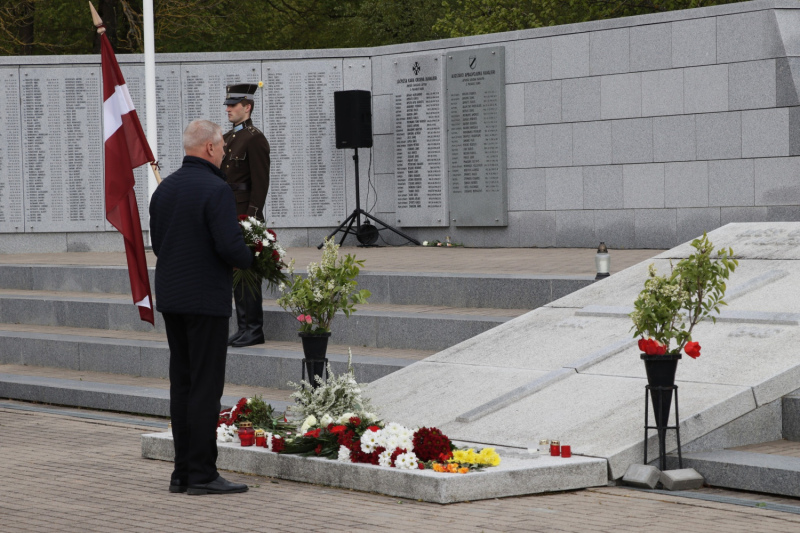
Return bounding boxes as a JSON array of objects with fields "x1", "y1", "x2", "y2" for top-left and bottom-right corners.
[{"x1": 229, "y1": 284, "x2": 264, "y2": 348}]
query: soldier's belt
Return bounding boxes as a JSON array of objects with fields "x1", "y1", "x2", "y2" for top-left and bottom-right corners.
[{"x1": 228, "y1": 183, "x2": 250, "y2": 192}]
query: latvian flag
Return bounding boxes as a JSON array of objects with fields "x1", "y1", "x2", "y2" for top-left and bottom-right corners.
[{"x1": 101, "y1": 33, "x2": 155, "y2": 325}]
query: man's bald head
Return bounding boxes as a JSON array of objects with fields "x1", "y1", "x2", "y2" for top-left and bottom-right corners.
[{"x1": 183, "y1": 120, "x2": 225, "y2": 168}]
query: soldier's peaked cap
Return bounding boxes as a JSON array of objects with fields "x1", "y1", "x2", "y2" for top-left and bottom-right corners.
[{"x1": 224, "y1": 82, "x2": 260, "y2": 105}]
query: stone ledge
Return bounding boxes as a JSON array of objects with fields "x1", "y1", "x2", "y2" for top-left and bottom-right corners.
[{"x1": 141, "y1": 432, "x2": 608, "y2": 504}]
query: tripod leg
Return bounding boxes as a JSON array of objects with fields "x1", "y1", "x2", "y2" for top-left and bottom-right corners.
[
  {"x1": 361, "y1": 211, "x2": 421, "y2": 245},
  {"x1": 319, "y1": 211, "x2": 360, "y2": 249}
]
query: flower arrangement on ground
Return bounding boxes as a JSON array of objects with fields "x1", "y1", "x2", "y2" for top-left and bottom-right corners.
[
  {"x1": 630, "y1": 233, "x2": 738, "y2": 358},
  {"x1": 277, "y1": 238, "x2": 371, "y2": 334},
  {"x1": 233, "y1": 215, "x2": 289, "y2": 296},
  {"x1": 422, "y1": 236, "x2": 462, "y2": 247},
  {"x1": 216, "y1": 394, "x2": 294, "y2": 442}
]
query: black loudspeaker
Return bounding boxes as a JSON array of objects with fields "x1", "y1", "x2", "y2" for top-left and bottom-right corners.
[{"x1": 334, "y1": 90, "x2": 373, "y2": 149}]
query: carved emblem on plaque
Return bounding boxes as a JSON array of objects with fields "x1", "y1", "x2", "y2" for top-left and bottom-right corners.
[
  {"x1": 469, "y1": 56, "x2": 477, "y2": 70},
  {"x1": 412, "y1": 61, "x2": 421, "y2": 75}
]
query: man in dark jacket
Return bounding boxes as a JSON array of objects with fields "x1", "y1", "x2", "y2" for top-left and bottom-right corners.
[
  {"x1": 150, "y1": 119, "x2": 253, "y2": 496},
  {"x1": 223, "y1": 83, "x2": 270, "y2": 348}
]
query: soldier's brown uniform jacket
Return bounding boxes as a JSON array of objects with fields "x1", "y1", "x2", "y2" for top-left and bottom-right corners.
[{"x1": 222, "y1": 118, "x2": 270, "y2": 220}]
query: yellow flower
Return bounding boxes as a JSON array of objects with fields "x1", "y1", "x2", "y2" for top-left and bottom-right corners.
[
  {"x1": 258, "y1": 80, "x2": 264, "y2": 88},
  {"x1": 458, "y1": 467, "x2": 469, "y2": 474},
  {"x1": 477, "y1": 448, "x2": 501, "y2": 466}
]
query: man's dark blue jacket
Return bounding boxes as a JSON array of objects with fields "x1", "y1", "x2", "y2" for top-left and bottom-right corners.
[{"x1": 149, "y1": 156, "x2": 253, "y2": 317}]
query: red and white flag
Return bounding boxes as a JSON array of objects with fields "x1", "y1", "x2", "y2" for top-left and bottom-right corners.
[{"x1": 101, "y1": 33, "x2": 155, "y2": 325}]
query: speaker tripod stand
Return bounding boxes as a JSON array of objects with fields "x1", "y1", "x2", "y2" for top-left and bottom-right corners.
[{"x1": 319, "y1": 148, "x2": 420, "y2": 249}]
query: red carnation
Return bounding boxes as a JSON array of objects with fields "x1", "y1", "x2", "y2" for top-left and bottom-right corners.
[
  {"x1": 271, "y1": 249, "x2": 280, "y2": 261},
  {"x1": 349, "y1": 416, "x2": 362, "y2": 427},
  {"x1": 304, "y1": 428, "x2": 322, "y2": 439},
  {"x1": 315, "y1": 444, "x2": 323, "y2": 455},
  {"x1": 255, "y1": 240, "x2": 264, "y2": 253},
  {"x1": 267, "y1": 229, "x2": 277, "y2": 239},
  {"x1": 390, "y1": 448, "x2": 407, "y2": 467},
  {"x1": 418, "y1": 462, "x2": 425, "y2": 470},
  {"x1": 238, "y1": 214, "x2": 248, "y2": 221},
  {"x1": 367, "y1": 425, "x2": 380, "y2": 432},
  {"x1": 684, "y1": 341, "x2": 701, "y2": 359},
  {"x1": 330, "y1": 425, "x2": 347, "y2": 434}
]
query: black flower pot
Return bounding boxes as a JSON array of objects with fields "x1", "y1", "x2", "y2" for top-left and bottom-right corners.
[{"x1": 299, "y1": 332, "x2": 331, "y2": 386}]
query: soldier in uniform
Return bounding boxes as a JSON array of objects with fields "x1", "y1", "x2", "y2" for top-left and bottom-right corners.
[{"x1": 223, "y1": 83, "x2": 271, "y2": 348}]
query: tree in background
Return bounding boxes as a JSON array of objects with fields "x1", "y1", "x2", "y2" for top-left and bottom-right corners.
[
  {"x1": 434, "y1": 0, "x2": 748, "y2": 37},
  {"x1": 0, "y1": 0, "x2": 750, "y2": 55}
]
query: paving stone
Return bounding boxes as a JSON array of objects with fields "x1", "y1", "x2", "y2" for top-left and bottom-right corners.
[
  {"x1": 660, "y1": 468, "x2": 704, "y2": 490},
  {"x1": 622, "y1": 464, "x2": 661, "y2": 489}
]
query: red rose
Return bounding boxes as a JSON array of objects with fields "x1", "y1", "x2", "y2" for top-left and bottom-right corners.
[
  {"x1": 684, "y1": 341, "x2": 701, "y2": 359},
  {"x1": 418, "y1": 462, "x2": 425, "y2": 470},
  {"x1": 255, "y1": 240, "x2": 264, "y2": 253},
  {"x1": 640, "y1": 338, "x2": 667, "y2": 356},
  {"x1": 349, "y1": 416, "x2": 362, "y2": 427},
  {"x1": 238, "y1": 214, "x2": 248, "y2": 221}
]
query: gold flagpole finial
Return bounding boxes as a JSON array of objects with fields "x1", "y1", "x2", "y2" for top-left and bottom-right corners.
[{"x1": 89, "y1": 2, "x2": 106, "y2": 35}]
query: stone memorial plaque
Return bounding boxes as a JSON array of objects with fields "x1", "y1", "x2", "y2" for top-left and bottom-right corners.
[
  {"x1": 392, "y1": 54, "x2": 448, "y2": 227},
  {"x1": 0, "y1": 68, "x2": 24, "y2": 233},
  {"x1": 182, "y1": 63, "x2": 263, "y2": 133},
  {"x1": 262, "y1": 59, "x2": 345, "y2": 227},
  {"x1": 21, "y1": 66, "x2": 104, "y2": 233},
  {"x1": 118, "y1": 64, "x2": 149, "y2": 230},
  {"x1": 446, "y1": 47, "x2": 507, "y2": 227},
  {"x1": 156, "y1": 65, "x2": 184, "y2": 184}
]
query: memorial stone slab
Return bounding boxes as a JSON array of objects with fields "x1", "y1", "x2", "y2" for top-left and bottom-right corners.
[
  {"x1": 182, "y1": 62, "x2": 263, "y2": 132},
  {"x1": 446, "y1": 47, "x2": 507, "y2": 227},
  {"x1": 21, "y1": 66, "x2": 104, "y2": 233},
  {"x1": 392, "y1": 53, "x2": 448, "y2": 227},
  {"x1": 154, "y1": 65, "x2": 183, "y2": 183},
  {"x1": 0, "y1": 67, "x2": 23, "y2": 233},
  {"x1": 262, "y1": 59, "x2": 345, "y2": 228}
]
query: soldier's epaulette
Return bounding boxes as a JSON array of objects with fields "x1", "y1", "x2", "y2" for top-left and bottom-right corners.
[{"x1": 246, "y1": 125, "x2": 262, "y2": 135}]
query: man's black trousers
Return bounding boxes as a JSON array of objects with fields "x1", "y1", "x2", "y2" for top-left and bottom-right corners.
[{"x1": 163, "y1": 313, "x2": 229, "y2": 486}]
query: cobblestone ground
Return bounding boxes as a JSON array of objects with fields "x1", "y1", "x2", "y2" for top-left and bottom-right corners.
[{"x1": 2, "y1": 405, "x2": 800, "y2": 533}]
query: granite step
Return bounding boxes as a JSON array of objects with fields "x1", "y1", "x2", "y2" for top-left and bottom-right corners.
[
  {"x1": 783, "y1": 393, "x2": 800, "y2": 441},
  {"x1": 666, "y1": 448, "x2": 800, "y2": 498},
  {"x1": 0, "y1": 263, "x2": 593, "y2": 310},
  {"x1": 0, "y1": 324, "x2": 425, "y2": 390},
  {"x1": 0, "y1": 288, "x2": 524, "y2": 351},
  {"x1": 0, "y1": 365, "x2": 294, "y2": 417}
]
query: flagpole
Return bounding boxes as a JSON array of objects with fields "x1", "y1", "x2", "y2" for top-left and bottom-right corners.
[{"x1": 143, "y1": 0, "x2": 160, "y2": 189}]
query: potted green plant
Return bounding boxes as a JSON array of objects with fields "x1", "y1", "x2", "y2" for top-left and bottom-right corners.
[
  {"x1": 277, "y1": 238, "x2": 371, "y2": 384},
  {"x1": 630, "y1": 233, "x2": 737, "y2": 465}
]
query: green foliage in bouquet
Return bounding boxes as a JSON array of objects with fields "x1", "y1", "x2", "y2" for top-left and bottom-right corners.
[
  {"x1": 630, "y1": 233, "x2": 738, "y2": 354},
  {"x1": 277, "y1": 238, "x2": 371, "y2": 333},
  {"x1": 239, "y1": 395, "x2": 294, "y2": 433},
  {"x1": 288, "y1": 350, "x2": 375, "y2": 421}
]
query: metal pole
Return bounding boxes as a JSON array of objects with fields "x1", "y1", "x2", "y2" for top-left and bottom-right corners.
[{"x1": 143, "y1": 0, "x2": 158, "y2": 199}]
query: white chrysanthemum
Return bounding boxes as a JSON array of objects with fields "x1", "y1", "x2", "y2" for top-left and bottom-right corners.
[
  {"x1": 337, "y1": 445, "x2": 352, "y2": 462},
  {"x1": 422, "y1": 241, "x2": 428, "y2": 246},
  {"x1": 266, "y1": 232, "x2": 276, "y2": 242},
  {"x1": 265, "y1": 432, "x2": 274, "y2": 451},
  {"x1": 378, "y1": 449, "x2": 394, "y2": 467},
  {"x1": 320, "y1": 413, "x2": 334, "y2": 426},
  {"x1": 395, "y1": 451, "x2": 419, "y2": 470},
  {"x1": 216, "y1": 424, "x2": 236, "y2": 443},
  {"x1": 242, "y1": 221, "x2": 252, "y2": 230},
  {"x1": 360, "y1": 431, "x2": 380, "y2": 453},
  {"x1": 300, "y1": 415, "x2": 317, "y2": 434}
]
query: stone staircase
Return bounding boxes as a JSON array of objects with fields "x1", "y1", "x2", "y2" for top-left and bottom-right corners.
[
  {"x1": 0, "y1": 261, "x2": 592, "y2": 417},
  {"x1": 665, "y1": 390, "x2": 800, "y2": 498}
]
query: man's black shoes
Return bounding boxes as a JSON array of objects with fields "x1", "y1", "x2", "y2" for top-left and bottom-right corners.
[
  {"x1": 169, "y1": 479, "x2": 188, "y2": 493},
  {"x1": 227, "y1": 331, "x2": 244, "y2": 346},
  {"x1": 187, "y1": 475, "x2": 248, "y2": 495},
  {"x1": 230, "y1": 330, "x2": 265, "y2": 348}
]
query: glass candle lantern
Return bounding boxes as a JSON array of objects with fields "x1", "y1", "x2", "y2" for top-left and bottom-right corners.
[
  {"x1": 255, "y1": 429, "x2": 266, "y2": 447},
  {"x1": 238, "y1": 421, "x2": 255, "y2": 446},
  {"x1": 550, "y1": 440, "x2": 561, "y2": 456}
]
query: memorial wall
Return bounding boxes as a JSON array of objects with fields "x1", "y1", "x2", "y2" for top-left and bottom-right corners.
[{"x1": 0, "y1": 0, "x2": 797, "y2": 251}]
